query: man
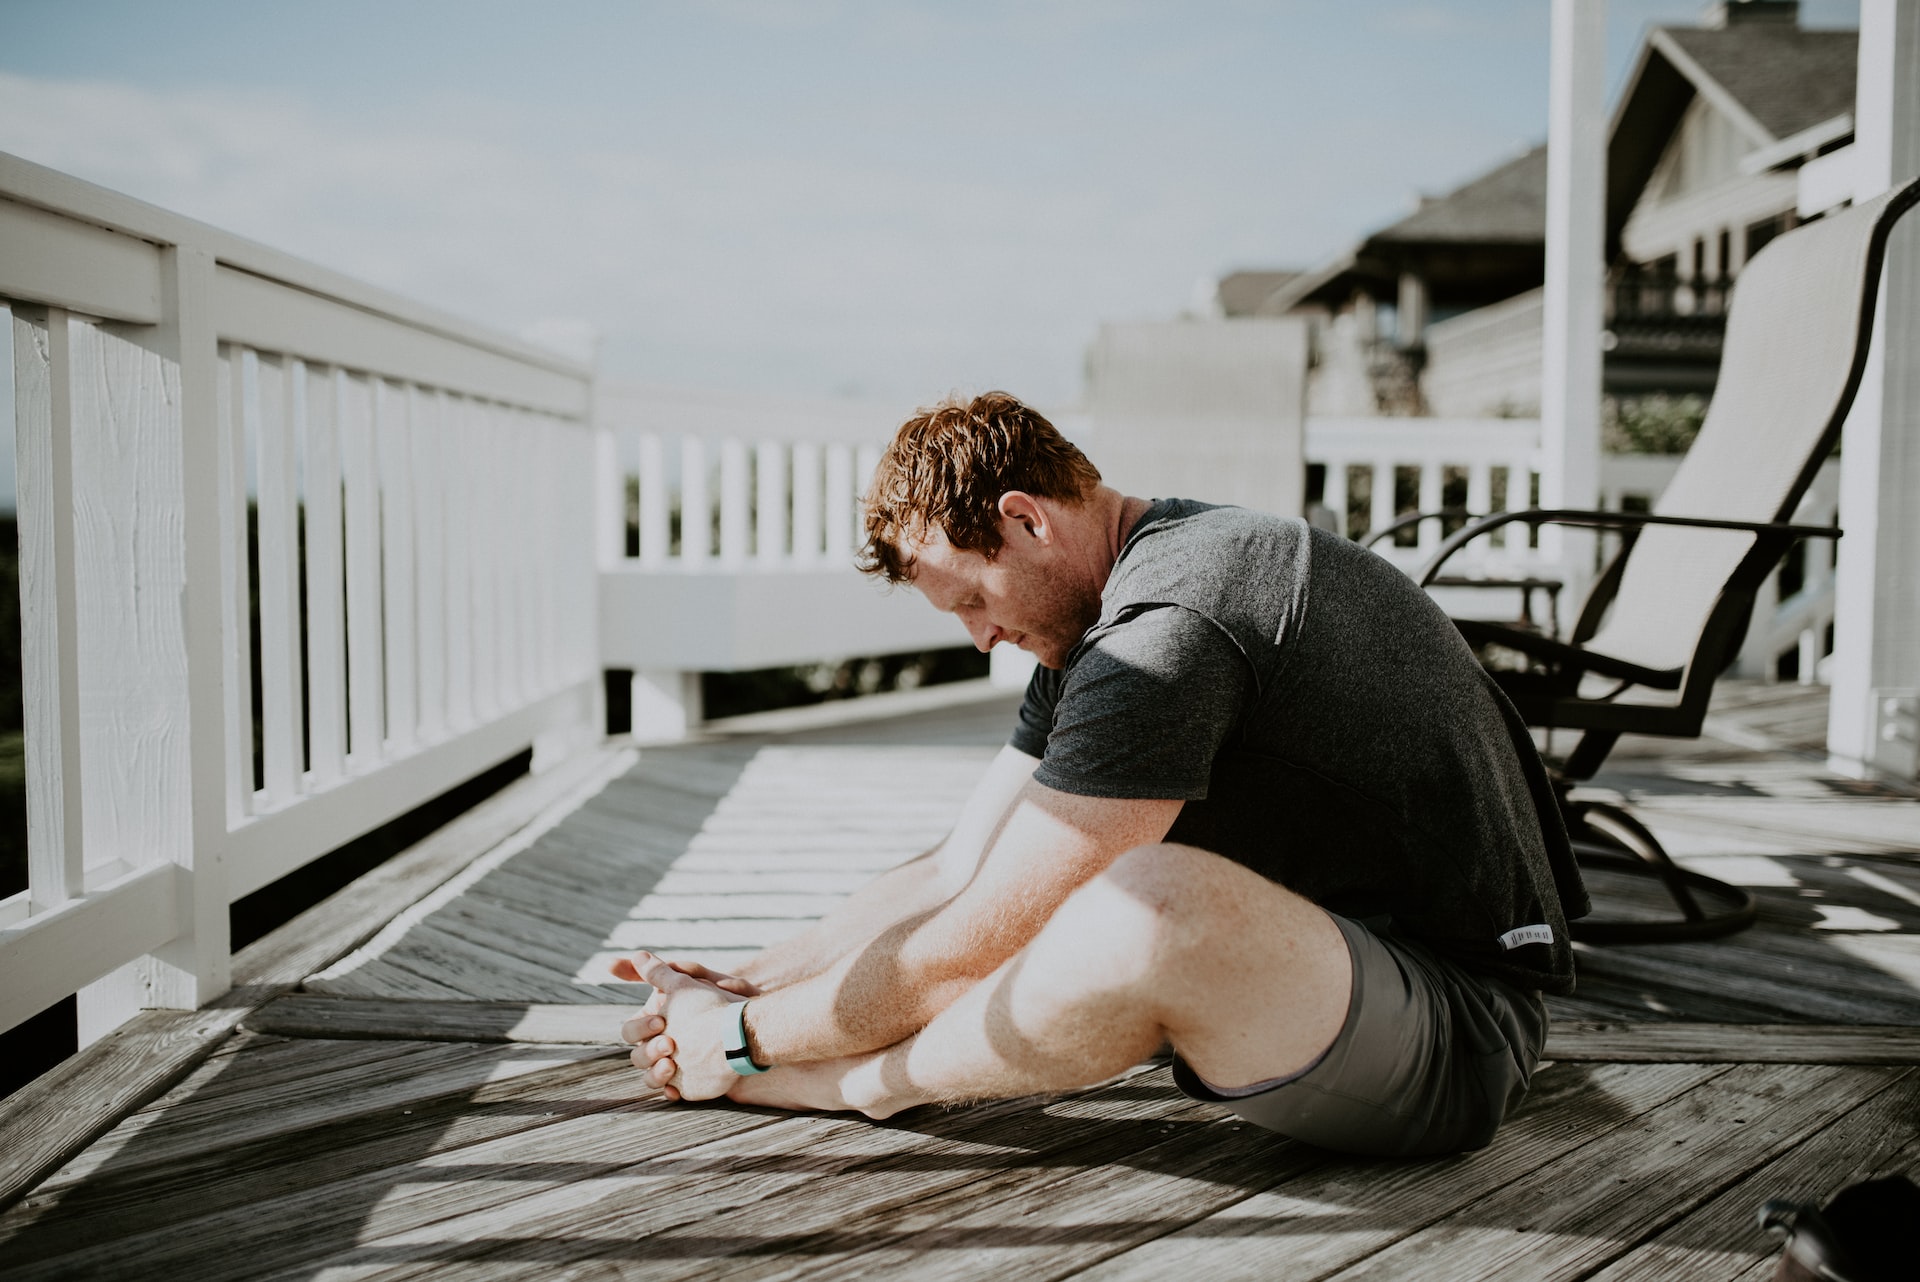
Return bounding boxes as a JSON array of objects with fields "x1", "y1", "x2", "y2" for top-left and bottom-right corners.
[{"x1": 617, "y1": 391, "x2": 1587, "y2": 1157}]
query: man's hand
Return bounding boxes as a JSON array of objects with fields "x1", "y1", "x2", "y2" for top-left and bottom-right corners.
[{"x1": 613, "y1": 951, "x2": 754, "y2": 1102}]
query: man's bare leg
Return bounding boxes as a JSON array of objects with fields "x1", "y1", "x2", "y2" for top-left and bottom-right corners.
[{"x1": 726, "y1": 843, "x2": 1351, "y2": 1117}]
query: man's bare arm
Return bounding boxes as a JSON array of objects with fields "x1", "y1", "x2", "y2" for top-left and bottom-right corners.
[
  {"x1": 640, "y1": 782, "x2": 1180, "y2": 1097},
  {"x1": 717, "y1": 745, "x2": 1043, "y2": 992}
]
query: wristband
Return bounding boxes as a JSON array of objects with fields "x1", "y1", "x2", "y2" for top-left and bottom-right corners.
[{"x1": 723, "y1": 1001, "x2": 769, "y2": 1075}]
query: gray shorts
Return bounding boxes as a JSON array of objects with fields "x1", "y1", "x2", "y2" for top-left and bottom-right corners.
[{"x1": 1172, "y1": 913, "x2": 1548, "y2": 1157}]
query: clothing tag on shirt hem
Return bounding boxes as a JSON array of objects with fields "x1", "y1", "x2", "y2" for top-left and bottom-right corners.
[{"x1": 1499, "y1": 924, "x2": 1555, "y2": 950}]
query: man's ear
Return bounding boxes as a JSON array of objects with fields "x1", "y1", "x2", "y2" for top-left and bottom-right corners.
[{"x1": 997, "y1": 491, "x2": 1050, "y2": 542}]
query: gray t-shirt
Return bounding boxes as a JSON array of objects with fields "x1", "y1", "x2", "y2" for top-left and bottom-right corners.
[{"x1": 1010, "y1": 499, "x2": 1588, "y2": 995}]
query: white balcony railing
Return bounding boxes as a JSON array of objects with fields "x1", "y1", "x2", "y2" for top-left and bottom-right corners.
[{"x1": 0, "y1": 153, "x2": 601, "y2": 1039}]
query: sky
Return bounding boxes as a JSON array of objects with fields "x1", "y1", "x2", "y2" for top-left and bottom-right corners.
[{"x1": 0, "y1": 0, "x2": 1862, "y2": 411}]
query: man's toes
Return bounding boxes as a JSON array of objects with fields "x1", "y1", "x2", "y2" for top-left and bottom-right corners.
[
  {"x1": 646, "y1": 1033, "x2": 675, "y2": 1062},
  {"x1": 648, "y1": 1057, "x2": 677, "y2": 1087}
]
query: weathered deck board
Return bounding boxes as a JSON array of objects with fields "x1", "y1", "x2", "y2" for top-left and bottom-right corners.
[
  {"x1": 1319, "y1": 1064, "x2": 1906, "y2": 1281},
  {"x1": 0, "y1": 1046, "x2": 629, "y2": 1249},
  {"x1": 723, "y1": 1061, "x2": 1708, "y2": 1282},
  {"x1": 306, "y1": 737, "x2": 996, "y2": 1005},
  {"x1": 5, "y1": 681, "x2": 1919, "y2": 1280},
  {"x1": 1068, "y1": 1061, "x2": 1726, "y2": 1282},
  {"x1": 1582, "y1": 1070, "x2": 1920, "y2": 1282}
]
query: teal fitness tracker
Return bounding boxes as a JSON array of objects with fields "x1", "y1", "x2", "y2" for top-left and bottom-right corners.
[{"x1": 724, "y1": 1001, "x2": 769, "y2": 1075}]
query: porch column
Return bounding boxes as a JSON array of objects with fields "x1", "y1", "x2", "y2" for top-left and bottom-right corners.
[
  {"x1": 1539, "y1": 0, "x2": 1607, "y2": 583},
  {"x1": 1828, "y1": 0, "x2": 1920, "y2": 781}
]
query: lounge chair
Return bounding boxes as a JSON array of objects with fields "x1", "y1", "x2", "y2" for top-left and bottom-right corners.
[{"x1": 1409, "y1": 175, "x2": 1920, "y2": 944}]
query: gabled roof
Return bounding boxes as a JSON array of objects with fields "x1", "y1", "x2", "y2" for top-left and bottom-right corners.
[
  {"x1": 1371, "y1": 145, "x2": 1548, "y2": 246},
  {"x1": 1260, "y1": 145, "x2": 1546, "y2": 313},
  {"x1": 1606, "y1": 23, "x2": 1857, "y2": 257},
  {"x1": 1660, "y1": 26, "x2": 1857, "y2": 141}
]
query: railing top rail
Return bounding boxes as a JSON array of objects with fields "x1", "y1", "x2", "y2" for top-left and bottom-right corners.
[{"x1": 0, "y1": 150, "x2": 589, "y2": 384}]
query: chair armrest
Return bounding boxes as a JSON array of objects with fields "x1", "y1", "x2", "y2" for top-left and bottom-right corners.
[
  {"x1": 1361, "y1": 508, "x2": 1474, "y2": 550},
  {"x1": 1417, "y1": 509, "x2": 1843, "y2": 587}
]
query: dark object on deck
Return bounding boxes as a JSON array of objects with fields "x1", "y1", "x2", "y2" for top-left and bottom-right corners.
[
  {"x1": 1760, "y1": 1173, "x2": 1920, "y2": 1282},
  {"x1": 1409, "y1": 175, "x2": 1920, "y2": 945}
]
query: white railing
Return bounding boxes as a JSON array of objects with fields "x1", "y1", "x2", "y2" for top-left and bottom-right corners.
[
  {"x1": 1307, "y1": 416, "x2": 1548, "y2": 570},
  {"x1": 0, "y1": 152, "x2": 601, "y2": 1040},
  {"x1": 1307, "y1": 416, "x2": 1840, "y2": 678},
  {"x1": 594, "y1": 385, "x2": 968, "y2": 737}
]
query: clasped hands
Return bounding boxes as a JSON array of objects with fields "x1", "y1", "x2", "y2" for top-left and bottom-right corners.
[{"x1": 612, "y1": 951, "x2": 761, "y2": 1101}]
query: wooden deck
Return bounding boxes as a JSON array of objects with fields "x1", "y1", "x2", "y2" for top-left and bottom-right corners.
[{"x1": 2, "y1": 680, "x2": 1917, "y2": 1280}]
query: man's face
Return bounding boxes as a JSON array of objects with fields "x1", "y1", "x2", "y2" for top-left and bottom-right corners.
[{"x1": 904, "y1": 512, "x2": 1101, "y2": 670}]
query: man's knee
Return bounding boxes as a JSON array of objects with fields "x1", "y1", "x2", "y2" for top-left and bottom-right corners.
[{"x1": 1043, "y1": 844, "x2": 1258, "y2": 964}]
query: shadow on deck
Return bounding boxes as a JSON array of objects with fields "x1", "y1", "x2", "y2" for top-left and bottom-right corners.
[{"x1": 1, "y1": 680, "x2": 1915, "y2": 1279}]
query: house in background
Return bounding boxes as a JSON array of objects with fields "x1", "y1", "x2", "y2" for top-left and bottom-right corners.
[
  {"x1": 1604, "y1": 0, "x2": 1858, "y2": 399},
  {"x1": 1202, "y1": 0, "x2": 1857, "y2": 422}
]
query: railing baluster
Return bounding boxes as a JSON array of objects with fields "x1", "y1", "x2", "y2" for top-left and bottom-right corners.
[
  {"x1": 377, "y1": 379, "x2": 418, "y2": 751},
  {"x1": 13, "y1": 306, "x2": 85, "y2": 909},
  {"x1": 1466, "y1": 462, "x2": 1492, "y2": 524},
  {"x1": 302, "y1": 366, "x2": 347, "y2": 787},
  {"x1": 483, "y1": 405, "x2": 513, "y2": 713},
  {"x1": 719, "y1": 437, "x2": 750, "y2": 567},
  {"x1": 791, "y1": 440, "x2": 822, "y2": 564},
  {"x1": 340, "y1": 370, "x2": 384, "y2": 767},
  {"x1": 824, "y1": 443, "x2": 853, "y2": 563},
  {"x1": 1416, "y1": 459, "x2": 1443, "y2": 553},
  {"x1": 443, "y1": 395, "x2": 475, "y2": 731},
  {"x1": 467, "y1": 402, "x2": 497, "y2": 719},
  {"x1": 217, "y1": 345, "x2": 256, "y2": 819},
  {"x1": 855, "y1": 444, "x2": 880, "y2": 556},
  {"x1": 638, "y1": 432, "x2": 668, "y2": 566},
  {"x1": 255, "y1": 353, "x2": 304, "y2": 804},
  {"x1": 756, "y1": 440, "x2": 788, "y2": 565},
  {"x1": 681, "y1": 435, "x2": 711, "y2": 564},
  {"x1": 515, "y1": 409, "x2": 543, "y2": 700},
  {"x1": 1369, "y1": 456, "x2": 1396, "y2": 543},
  {"x1": 412, "y1": 387, "x2": 448, "y2": 741}
]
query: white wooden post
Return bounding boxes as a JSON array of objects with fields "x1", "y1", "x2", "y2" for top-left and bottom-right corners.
[
  {"x1": 340, "y1": 372, "x2": 385, "y2": 760},
  {"x1": 756, "y1": 440, "x2": 788, "y2": 565},
  {"x1": 719, "y1": 437, "x2": 750, "y2": 567},
  {"x1": 630, "y1": 669, "x2": 702, "y2": 742},
  {"x1": 791, "y1": 440, "x2": 823, "y2": 564},
  {"x1": 824, "y1": 443, "x2": 853, "y2": 563},
  {"x1": 438, "y1": 396, "x2": 469, "y2": 733},
  {"x1": 13, "y1": 307, "x2": 86, "y2": 912},
  {"x1": 1368, "y1": 459, "x2": 1394, "y2": 540},
  {"x1": 1540, "y1": 0, "x2": 1606, "y2": 584},
  {"x1": 637, "y1": 432, "x2": 668, "y2": 567},
  {"x1": 255, "y1": 353, "x2": 304, "y2": 804},
  {"x1": 855, "y1": 443, "x2": 881, "y2": 557},
  {"x1": 304, "y1": 367, "x2": 348, "y2": 785},
  {"x1": 75, "y1": 245, "x2": 231, "y2": 1039},
  {"x1": 595, "y1": 423, "x2": 624, "y2": 569},
  {"x1": 1466, "y1": 462, "x2": 1492, "y2": 524},
  {"x1": 1416, "y1": 462, "x2": 1443, "y2": 554},
  {"x1": 1829, "y1": 0, "x2": 1920, "y2": 780},
  {"x1": 412, "y1": 387, "x2": 448, "y2": 742},
  {"x1": 216, "y1": 346, "x2": 254, "y2": 820},
  {"x1": 681, "y1": 435, "x2": 710, "y2": 565},
  {"x1": 376, "y1": 379, "x2": 416, "y2": 752}
]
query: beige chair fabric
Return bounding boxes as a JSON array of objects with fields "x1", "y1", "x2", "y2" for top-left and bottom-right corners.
[{"x1": 1580, "y1": 186, "x2": 1907, "y2": 675}]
